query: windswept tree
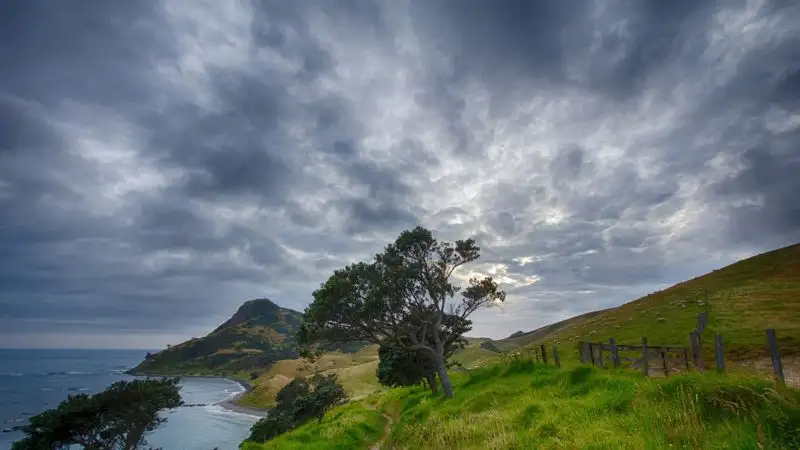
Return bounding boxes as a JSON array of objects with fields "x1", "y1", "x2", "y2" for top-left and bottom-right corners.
[
  {"x1": 12, "y1": 378, "x2": 182, "y2": 450},
  {"x1": 300, "y1": 227, "x2": 505, "y2": 397}
]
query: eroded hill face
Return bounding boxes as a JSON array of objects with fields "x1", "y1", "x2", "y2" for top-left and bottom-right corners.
[{"x1": 129, "y1": 299, "x2": 303, "y2": 376}]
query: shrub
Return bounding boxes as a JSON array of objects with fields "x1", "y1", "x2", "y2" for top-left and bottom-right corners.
[{"x1": 247, "y1": 374, "x2": 348, "y2": 443}]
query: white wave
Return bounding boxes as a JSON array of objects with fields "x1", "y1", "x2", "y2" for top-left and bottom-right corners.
[
  {"x1": 203, "y1": 404, "x2": 262, "y2": 420},
  {"x1": 0, "y1": 372, "x2": 24, "y2": 376},
  {"x1": 221, "y1": 380, "x2": 245, "y2": 401}
]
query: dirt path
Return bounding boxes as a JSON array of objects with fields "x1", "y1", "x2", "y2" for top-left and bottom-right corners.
[{"x1": 368, "y1": 406, "x2": 394, "y2": 450}]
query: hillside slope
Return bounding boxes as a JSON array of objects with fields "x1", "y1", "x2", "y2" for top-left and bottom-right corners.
[
  {"x1": 242, "y1": 360, "x2": 800, "y2": 449},
  {"x1": 238, "y1": 345, "x2": 382, "y2": 408},
  {"x1": 129, "y1": 298, "x2": 303, "y2": 376},
  {"x1": 490, "y1": 242, "x2": 800, "y2": 362}
]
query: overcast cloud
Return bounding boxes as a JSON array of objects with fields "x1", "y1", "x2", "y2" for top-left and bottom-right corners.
[{"x1": 1, "y1": 0, "x2": 799, "y2": 349}]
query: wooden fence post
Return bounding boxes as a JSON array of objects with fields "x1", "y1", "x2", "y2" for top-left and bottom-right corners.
[
  {"x1": 690, "y1": 331, "x2": 704, "y2": 372},
  {"x1": 596, "y1": 341, "x2": 604, "y2": 368},
  {"x1": 697, "y1": 313, "x2": 707, "y2": 334},
  {"x1": 661, "y1": 351, "x2": 669, "y2": 377},
  {"x1": 589, "y1": 343, "x2": 596, "y2": 366},
  {"x1": 579, "y1": 342, "x2": 588, "y2": 364},
  {"x1": 641, "y1": 337, "x2": 649, "y2": 376},
  {"x1": 540, "y1": 344, "x2": 548, "y2": 365},
  {"x1": 535, "y1": 347, "x2": 540, "y2": 363},
  {"x1": 683, "y1": 348, "x2": 690, "y2": 371},
  {"x1": 609, "y1": 338, "x2": 620, "y2": 368},
  {"x1": 766, "y1": 329, "x2": 785, "y2": 384},
  {"x1": 715, "y1": 334, "x2": 725, "y2": 374},
  {"x1": 553, "y1": 345, "x2": 561, "y2": 368}
]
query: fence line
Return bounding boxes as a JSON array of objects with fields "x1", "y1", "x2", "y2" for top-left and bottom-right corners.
[{"x1": 508, "y1": 312, "x2": 789, "y2": 387}]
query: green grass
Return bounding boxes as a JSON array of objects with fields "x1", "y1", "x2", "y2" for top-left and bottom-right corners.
[
  {"x1": 240, "y1": 401, "x2": 387, "y2": 450},
  {"x1": 239, "y1": 346, "x2": 382, "y2": 408},
  {"x1": 489, "y1": 243, "x2": 800, "y2": 365},
  {"x1": 449, "y1": 341, "x2": 502, "y2": 368},
  {"x1": 240, "y1": 356, "x2": 800, "y2": 449},
  {"x1": 246, "y1": 357, "x2": 799, "y2": 449}
]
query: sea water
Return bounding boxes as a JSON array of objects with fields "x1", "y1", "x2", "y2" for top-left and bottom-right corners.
[{"x1": 0, "y1": 349, "x2": 260, "y2": 450}]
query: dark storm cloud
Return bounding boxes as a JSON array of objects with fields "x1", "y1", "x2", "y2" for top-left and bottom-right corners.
[
  {"x1": 0, "y1": 0, "x2": 175, "y2": 107},
  {"x1": 712, "y1": 146, "x2": 800, "y2": 245},
  {"x1": 1, "y1": 0, "x2": 799, "y2": 346}
]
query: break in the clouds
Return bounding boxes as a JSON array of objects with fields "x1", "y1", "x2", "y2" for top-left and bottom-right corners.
[{"x1": 1, "y1": 0, "x2": 799, "y2": 348}]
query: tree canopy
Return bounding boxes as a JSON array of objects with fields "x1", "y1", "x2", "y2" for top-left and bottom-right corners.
[
  {"x1": 301, "y1": 226, "x2": 505, "y2": 397},
  {"x1": 12, "y1": 378, "x2": 182, "y2": 450}
]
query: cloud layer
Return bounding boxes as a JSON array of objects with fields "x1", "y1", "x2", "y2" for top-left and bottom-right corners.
[{"x1": 1, "y1": 0, "x2": 798, "y2": 348}]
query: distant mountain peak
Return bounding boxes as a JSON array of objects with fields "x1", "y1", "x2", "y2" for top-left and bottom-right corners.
[
  {"x1": 212, "y1": 298, "x2": 293, "y2": 334},
  {"x1": 129, "y1": 298, "x2": 303, "y2": 376}
]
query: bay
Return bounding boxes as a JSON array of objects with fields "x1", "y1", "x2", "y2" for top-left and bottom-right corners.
[{"x1": 0, "y1": 349, "x2": 260, "y2": 450}]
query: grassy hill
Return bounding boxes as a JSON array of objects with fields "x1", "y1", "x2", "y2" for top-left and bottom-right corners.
[
  {"x1": 242, "y1": 358, "x2": 800, "y2": 449},
  {"x1": 128, "y1": 297, "x2": 382, "y2": 407},
  {"x1": 487, "y1": 243, "x2": 800, "y2": 366},
  {"x1": 238, "y1": 345, "x2": 382, "y2": 408},
  {"x1": 238, "y1": 242, "x2": 800, "y2": 448},
  {"x1": 129, "y1": 298, "x2": 303, "y2": 376},
  {"x1": 133, "y1": 242, "x2": 799, "y2": 413}
]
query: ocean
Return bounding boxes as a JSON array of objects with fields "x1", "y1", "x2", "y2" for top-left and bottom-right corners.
[{"x1": 0, "y1": 349, "x2": 260, "y2": 450}]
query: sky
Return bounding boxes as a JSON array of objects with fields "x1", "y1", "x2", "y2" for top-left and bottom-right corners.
[{"x1": 1, "y1": 0, "x2": 799, "y2": 349}]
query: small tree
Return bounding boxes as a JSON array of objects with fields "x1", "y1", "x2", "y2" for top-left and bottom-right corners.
[
  {"x1": 13, "y1": 378, "x2": 182, "y2": 450},
  {"x1": 301, "y1": 227, "x2": 505, "y2": 397},
  {"x1": 295, "y1": 374, "x2": 347, "y2": 423},
  {"x1": 246, "y1": 374, "x2": 347, "y2": 443},
  {"x1": 275, "y1": 377, "x2": 310, "y2": 409}
]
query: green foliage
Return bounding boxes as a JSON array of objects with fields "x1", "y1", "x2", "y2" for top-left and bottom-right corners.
[
  {"x1": 377, "y1": 315, "x2": 469, "y2": 391},
  {"x1": 12, "y1": 378, "x2": 182, "y2": 450},
  {"x1": 241, "y1": 402, "x2": 386, "y2": 450},
  {"x1": 247, "y1": 374, "x2": 347, "y2": 443},
  {"x1": 275, "y1": 377, "x2": 310, "y2": 409},
  {"x1": 377, "y1": 340, "x2": 432, "y2": 387},
  {"x1": 296, "y1": 374, "x2": 348, "y2": 423},
  {"x1": 300, "y1": 226, "x2": 505, "y2": 398}
]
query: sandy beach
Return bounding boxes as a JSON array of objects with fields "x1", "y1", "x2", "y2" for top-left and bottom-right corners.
[
  {"x1": 130, "y1": 372, "x2": 270, "y2": 418},
  {"x1": 217, "y1": 379, "x2": 270, "y2": 418}
]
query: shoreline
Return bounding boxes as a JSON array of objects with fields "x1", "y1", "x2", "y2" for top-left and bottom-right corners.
[
  {"x1": 130, "y1": 372, "x2": 269, "y2": 418},
  {"x1": 217, "y1": 378, "x2": 270, "y2": 418}
]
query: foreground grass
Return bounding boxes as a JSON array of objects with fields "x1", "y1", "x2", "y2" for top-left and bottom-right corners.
[
  {"x1": 243, "y1": 357, "x2": 800, "y2": 449},
  {"x1": 240, "y1": 401, "x2": 386, "y2": 450}
]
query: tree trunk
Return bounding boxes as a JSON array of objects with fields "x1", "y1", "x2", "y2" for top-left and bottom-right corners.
[
  {"x1": 124, "y1": 423, "x2": 147, "y2": 450},
  {"x1": 424, "y1": 371, "x2": 438, "y2": 394},
  {"x1": 433, "y1": 354, "x2": 454, "y2": 398}
]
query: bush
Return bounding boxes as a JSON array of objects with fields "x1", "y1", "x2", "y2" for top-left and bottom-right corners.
[{"x1": 247, "y1": 374, "x2": 347, "y2": 443}]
